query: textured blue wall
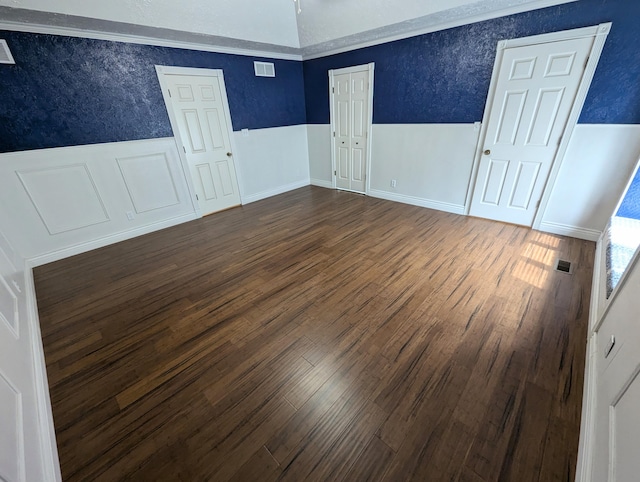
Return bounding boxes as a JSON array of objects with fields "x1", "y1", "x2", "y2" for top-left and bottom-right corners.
[
  {"x1": 304, "y1": 0, "x2": 640, "y2": 125},
  {"x1": 617, "y1": 165, "x2": 640, "y2": 220},
  {"x1": 0, "y1": 31, "x2": 306, "y2": 153}
]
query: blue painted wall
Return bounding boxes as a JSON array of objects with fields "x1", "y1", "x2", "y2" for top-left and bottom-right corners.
[
  {"x1": 304, "y1": 0, "x2": 640, "y2": 125},
  {"x1": 617, "y1": 165, "x2": 640, "y2": 220},
  {"x1": 0, "y1": 31, "x2": 306, "y2": 153}
]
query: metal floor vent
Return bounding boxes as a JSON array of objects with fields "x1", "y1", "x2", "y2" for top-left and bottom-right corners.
[
  {"x1": 0, "y1": 39, "x2": 15, "y2": 64},
  {"x1": 555, "y1": 259, "x2": 573, "y2": 274}
]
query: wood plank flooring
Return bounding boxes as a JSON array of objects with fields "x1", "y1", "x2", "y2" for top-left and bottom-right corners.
[{"x1": 33, "y1": 186, "x2": 594, "y2": 481}]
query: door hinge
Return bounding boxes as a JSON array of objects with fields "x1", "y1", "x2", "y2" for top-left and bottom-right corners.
[
  {"x1": 584, "y1": 57, "x2": 590, "y2": 69},
  {"x1": 168, "y1": 89, "x2": 172, "y2": 98},
  {"x1": 196, "y1": 194, "x2": 199, "y2": 200},
  {"x1": 183, "y1": 145, "x2": 186, "y2": 153},
  {"x1": 536, "y1": 200, "x2": 541, "y2": 209},
  {"x1": 334, "y1": 170, "x2": 337, "y2": 176},
  {"x1": 333, "y1": 131, "x2": 335, "y2": 137},
  {"x1": 332, "y1": 87, "x2": 335, "y2": 94}
]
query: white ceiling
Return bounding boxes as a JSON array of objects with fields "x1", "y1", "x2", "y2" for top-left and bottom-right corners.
[{"x1": 0, "y1": 0, "x2": 578, "y2": 58}]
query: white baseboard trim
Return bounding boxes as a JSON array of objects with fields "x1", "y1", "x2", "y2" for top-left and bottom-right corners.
[
  {"x1": 241, "y1": 179, "x2": 310, "y2": 205},
  {"x1": 538, "y1": 221, "x2": 601, "y2": 241},
  {"x1": 310, "y1": 178, "x2": 333, "y2": 189},
  {"x1": 368, "y1": 189, "x2": 465, "y2": 215},
  {"x1": 28, "y1": 213, "x2": 197, "y2": 268},
  {"x1": 24, "y1": 263, "x2": 62, "y2": 482}
]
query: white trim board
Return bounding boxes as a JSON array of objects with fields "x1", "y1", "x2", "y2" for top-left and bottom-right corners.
[
  {"x1": 465, "y1": 23, "x2": 612, "y2": 227},
  {"x1": 23, "y1": 263, "x2": 62, "y2": 481},
  {"x1": 537, "y1": 221, "x2": 601, "y2": 242},
  {"x1": 310, "y1": 179, "x2": 333, "y2": 189},
  {"x1": 0, "y1": 20, "x2": 302, "y2": 61},
  {"x1": 369, "y1": 189, "x2": 465, "y2": 215},
  {"x1": 28, "y1": 212, "x2": 197, "y2": 268},
  {"x1": 241, "y1": 179, "x2": 310, "y2": 205}
]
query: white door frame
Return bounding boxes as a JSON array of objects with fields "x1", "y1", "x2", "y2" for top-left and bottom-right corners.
[
  {"x1": 155, "y1": 65, "x2": 245, "y2": 218},
  {"x1": 464, "y1": 23, "x2": 612, "y2": 228},
  {"x1": 328, "y1": 62, "x2": 375, "y2": 193}
]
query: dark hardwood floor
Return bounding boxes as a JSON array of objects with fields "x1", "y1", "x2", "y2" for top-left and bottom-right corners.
[{"x1": 33, "y1": 186, "x2": 594, "y2": 481}]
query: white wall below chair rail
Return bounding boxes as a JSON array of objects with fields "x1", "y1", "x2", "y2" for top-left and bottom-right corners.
[
  {"x1": 233, "y1": 124, "x2": 311, "y2": 204},
  {"x1": 539, "y1": 124, "x2": 640, "y2": 241},
  {"x1": 0, "y1": 138, "x2": 197, "y2": 265},
  {"x1": 370, "y1": 124, "x2": 481, "y2": 213},
  {"x1": 308, "y1": 123, "x2": 481, "y2": 213},
  {"x1": 308, "y1": 122, "x2": 640, "y2": 241}
]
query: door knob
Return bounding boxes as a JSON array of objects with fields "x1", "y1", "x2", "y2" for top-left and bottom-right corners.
[
  {"x1": 226, "y1": 152, "x2": 232, "y2": 157},
  {"x1": 483, "y1": 149, "x2": 491, "y2": 155}
]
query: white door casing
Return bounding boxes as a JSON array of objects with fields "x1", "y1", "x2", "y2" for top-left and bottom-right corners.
[
  {"x1": 466, "y1": 24, "x2": 612, "y2": 227},
  {"x1": 329, "y1": 63, "x2": 374, "y2": 194},
  {"x1": 156, "y1": 66, "x2": 242, "y2": 216}
]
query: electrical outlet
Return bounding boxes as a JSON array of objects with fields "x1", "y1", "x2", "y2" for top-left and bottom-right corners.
[
  {"x1": 391, "y1": 179, "x2": 397, "y2": 188},
  {"x1": 126, "y1": 211, "x2": 135, "y2": 220}
]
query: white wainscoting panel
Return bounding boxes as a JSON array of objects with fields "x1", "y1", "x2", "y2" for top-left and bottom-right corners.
[
  {"x1": 0, "y1": 138, "x2": 196, "y2": 263},
  {"x1": 370, "y1": 124, "x2": 480, "y2": 210},
  {"x1": 233, "y1": 125, "x2": 310, "y2": 204},
  {"x1": 17, "y1": 164, "x2": 110, "y2": 235},
  {"x1": 307, "y1": 124, "x2": 333, "y2": 186},
  {"x1": 117, "y1": 153, "x2": 180, "y2": 213},
  {"x1": 540, "y1": 124, "x2": 640, "y2": 239}
]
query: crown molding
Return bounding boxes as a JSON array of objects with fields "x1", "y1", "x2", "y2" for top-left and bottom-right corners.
[
  {"x1": 300, "y1": 0, "x2": 579, "y2": 60},
  {"x1": 0, "y1": 0, "x2": 579, "y2": 63},
  {"x1": 0, "y1": 20, "x2": 303, "y2": 61}
]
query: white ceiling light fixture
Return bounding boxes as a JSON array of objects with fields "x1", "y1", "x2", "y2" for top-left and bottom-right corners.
[{"x1": 293, "y1": 0, "x2": 301, "y2": 14}]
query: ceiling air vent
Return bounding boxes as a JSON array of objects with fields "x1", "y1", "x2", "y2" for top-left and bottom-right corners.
[
  {"x1": 254, "y1": 61, "x2": 275, "y2": 78},
  {"x1": 0, "y1": 40, "x2": 15, "y2": 65}
]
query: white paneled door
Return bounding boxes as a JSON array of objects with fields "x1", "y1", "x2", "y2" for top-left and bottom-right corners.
[
  {"x1": 470, "y1": 36, "x2": 593, "y2": 226},
  {"x1": 331, "y1": 65, "x2": 372, "y2": 194},
  {"x1": 161, "y1": 70, "x2": 241, "y2": 215}
]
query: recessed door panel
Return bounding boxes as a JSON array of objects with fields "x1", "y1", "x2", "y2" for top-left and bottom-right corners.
[
  {"x1": 352, "y1": 100, "x2": 365, "y2": 137},
  {"x1": 494, "y1": 91, "x2": 527, "y2": 145},
  {"x1": 196, "y1": 163, "x2": 218, "y2": 200},
  {"x1": 509, "y1": 161, "x2": 541, "y2": 209},
  {"x1": 338, "y1": 101, "x2": 350, "y2": 138},
  {"x1": 544, "y1": 53, "x2": 576, "y2": 77},
  {"x1": 525, "y1": 88, "x2": 564, "y2": 146},
  {"x1": 352, "y1": 148, "x2": 364, "y2": 182},
  {"x1": 216, "y1": 161, "x2": 235, "y2": 197},
  {"x1": 482, "y1": 159, "x2": 509, "y2": 205},
  {"x1": 509, "y1": 58, "x2": 536, "y2": 80},
  {"x1": 176, "y1": 84, "x2": 194, "y2": 101},
  {"x1": 183, "y1": 110, "x2": 206, "y2": 153},
  {"x1": 338, "y1": 147, "x2": 349, "y2": 180},
  {"x1": 205, "y1": 109, "x2": 225, "y2": 150}
]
